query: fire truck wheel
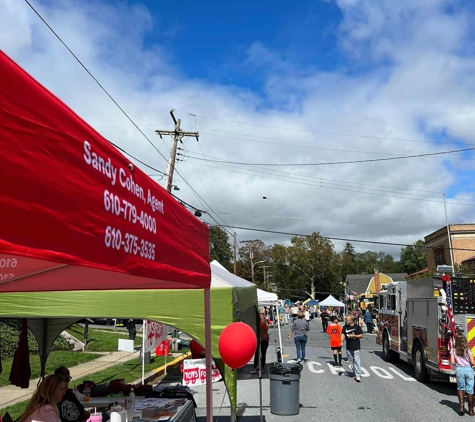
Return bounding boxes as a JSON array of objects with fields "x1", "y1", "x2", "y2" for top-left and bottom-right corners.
[
  {"x1": 413, "y1": 342, "x2": 428, "y2": 382},
  {"x1": 382, "y1": 333, "x2": 396, "y2": 362}
]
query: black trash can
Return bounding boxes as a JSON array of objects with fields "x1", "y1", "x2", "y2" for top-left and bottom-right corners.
[{"x1": 268, "y1": 362, "x2": 303, "y2": 415}]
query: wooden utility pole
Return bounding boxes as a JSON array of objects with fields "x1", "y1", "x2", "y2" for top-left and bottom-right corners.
[
  {"x1": 260, "y1": 265, "x2": 270, "y2": 289},
  {"x1": 155, "y1": 110, "x2": 199, "y2": 192},
  {"x1": 240, "y1": 239, "x2": 261, "y2": 284},
  {"x1": 233, "y1": 233, "x2": 237, "y2": 275}
]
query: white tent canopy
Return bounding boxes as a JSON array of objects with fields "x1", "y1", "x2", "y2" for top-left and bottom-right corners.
[
  {"x1": 211, "y1": 260, "x2": 254, "y2": 288},
  {"x1": 210, "y1": 261, "x2": 278, "y2": 306},
  {"x1": 319, "y1": 295, "x2": 345, "y2": 308},
  {"x1": 257, "y1": 289, "x2": 278, "y2": 307},
  {"x1": 210, "y1": 260, "x2": 283, "y2": 356}
]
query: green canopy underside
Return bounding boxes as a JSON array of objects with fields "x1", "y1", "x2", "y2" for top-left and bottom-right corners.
[{"x1": 0, "y1": 286, "x2": 258, "y2": 414}]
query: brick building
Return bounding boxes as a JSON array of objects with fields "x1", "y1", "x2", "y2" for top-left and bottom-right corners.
[{"x1": 424, "y1": 224, "x2": 475, "y2": 269}]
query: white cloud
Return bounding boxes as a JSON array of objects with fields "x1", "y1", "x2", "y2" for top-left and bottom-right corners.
[{"x1": 1, "y1": 0, "x2": 475, "y2": 259}]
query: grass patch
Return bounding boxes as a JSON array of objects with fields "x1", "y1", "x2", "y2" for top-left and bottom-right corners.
[
  {"x1": 0, "y1": 351, "x2": 101, "y2": 387},
  {"x1": 0, "y1": 354, "x2": 184, "y2": 420},
  {"x1": 66, "y1": 325, "x2": 142, "y2": 352}
]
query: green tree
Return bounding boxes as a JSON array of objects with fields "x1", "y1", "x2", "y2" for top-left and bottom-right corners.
[
  {"x1": 209, "y1": 227, "x2": 233, "y2": 271},
  {"x1": 354, "y1": 250, "x2": 400, "y2": 274},
  {"x1": 270, "y1": 243, "x2": 296, "y2": 300},
  {"x1": 399, "y1": 240, "x2": 427, "y2": 274},
  {"x1": 340, "y1": 242, "x2": 356, "y2": 278},
  {"x1": 236, "y1": 239, "x2": 270, "y2": 283},
  {"x1": 284, "y1": 232, "x2": 340, "y2": 300}
]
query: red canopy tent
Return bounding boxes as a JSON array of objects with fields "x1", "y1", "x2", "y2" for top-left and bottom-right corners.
[
  {"x1": 0, "y1": 50, "x2": 214, "y2": 418},
  {"x1": 0, "y1": 50, "x2": 209, "y2": 291}
]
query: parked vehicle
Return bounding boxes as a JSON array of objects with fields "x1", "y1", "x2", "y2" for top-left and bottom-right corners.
[{"x1": 375, "y1": 274, "x2": 474, "y2": 383}]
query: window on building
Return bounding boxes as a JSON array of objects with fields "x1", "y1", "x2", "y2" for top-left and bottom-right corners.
[{"x1": 434, "y1": 247, "x2": 446, "y2": 266}]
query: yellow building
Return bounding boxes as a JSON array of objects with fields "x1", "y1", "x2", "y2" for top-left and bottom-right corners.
[{"x1": 346, "y1": 271, "x2": 408, "y2": 309}]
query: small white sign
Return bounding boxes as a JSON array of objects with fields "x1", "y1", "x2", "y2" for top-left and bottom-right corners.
[
  {"x1": 182, "y1": 358, "x2": 222, "y2": 386},
  {"x1": 118, "y1": 339, "x2": 135, "y2": 352}
]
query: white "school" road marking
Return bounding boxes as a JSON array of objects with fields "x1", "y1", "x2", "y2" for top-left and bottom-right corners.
[{"x1": 306, "y1": 360, "x2": 415, "y2": 381}]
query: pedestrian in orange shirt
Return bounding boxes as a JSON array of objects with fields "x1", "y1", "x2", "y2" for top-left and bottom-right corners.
[{"x1": 326, "y1": 316, "x2": 342, "y2": 367}]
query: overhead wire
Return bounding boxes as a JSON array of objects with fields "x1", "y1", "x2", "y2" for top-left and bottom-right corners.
[
  {"x1": 190, "y1": 115, "x2": 243, "y2": 231},
  {"x1": 23, "y1": 0, "x2": 236, "y2": 235},
  {"x1": 198, "y1": 128, "x2": 475, "y2": 159},
  {"x1": 81, "y1": 108, "x2": 475, "y2": 147},
  {"x1": 213, "y1": 212, "x2": 442, "y2": 226},
  {"x1": 184, "y1": 146, "x2": 475, "y2": 167},
  {"x1": 95, "y1": 126, "x2": 475, "y2": 162},
  {"x1": 186, "y1": 160, "x2": 475, "y2": 207},
  {"x1": 23, "y1": 0, "x2": 169, "y2": 164},
  {"x1": 184, "y1": 150, "x2": 475, "y2": 200},
  {"x1": 24, "y1": 1, "x2": 473, "y2": 241},
  {"x1": 216, "y1": 225, "x2": 475, "y2": 252},
  {"x1": 192, "y1": 114, "x2": 475, "y2": 146}
]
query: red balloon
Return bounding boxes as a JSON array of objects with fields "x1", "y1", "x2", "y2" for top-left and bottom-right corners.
[{"x1": 218, "y1": 322, "x2": 257, "y2": 369}]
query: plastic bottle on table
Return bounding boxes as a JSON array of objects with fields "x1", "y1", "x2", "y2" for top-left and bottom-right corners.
[
  {"x1": 83, "y1": 383, "x2": 91, "y2": 402},
  {"x1": 129, "y1": 388, "x2": 135, "y2": 407}
]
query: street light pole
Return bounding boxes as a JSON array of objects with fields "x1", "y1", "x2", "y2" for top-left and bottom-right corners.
[
  {"x1": 260, "y1": 265, "x2": 270, "y2": 288},
  {"x1": 252, "y1": 260, "x2": 265, "y2": 284}
]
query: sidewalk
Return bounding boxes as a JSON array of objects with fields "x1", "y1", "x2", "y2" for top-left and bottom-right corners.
[{"x1": 0, "y1": 350, "x2": 140, "y2": 409}]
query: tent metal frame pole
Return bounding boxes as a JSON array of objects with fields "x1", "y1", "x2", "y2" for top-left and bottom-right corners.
[
  {"x1": 275, "y1": 305, "x2": 283, "y2": 357},
  {"x1": 41, "y1": 318, "x2": 48, "y2": 380},
  {"x1": 204, "y1": 288, "x2": 213, "y2": 422},
  {"x1": 258, "y1": 311, "x2": 263, "y2": 422},
  {"x1": 142, "y1": 319, "x2": 146, "y2": 385}
]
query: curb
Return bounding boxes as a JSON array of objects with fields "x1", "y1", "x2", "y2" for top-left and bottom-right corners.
[{"x1": 138, "y1": 352, "x2": 191, "y2": 385}]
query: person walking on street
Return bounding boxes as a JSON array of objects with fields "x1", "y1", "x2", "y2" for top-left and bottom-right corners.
[
  {"x1": 326, "y1": 316, "x2": 342, "y2": 367},
  {"x1": 304, "y1": 307, "x2": 310, "y2": 325},
  {"x1": 291, "y1": 304, "x2": 299, "y2": 322},
  {"x1": 450, "y1": 334, "x2": 475, "y2": 416},
  {"x1": 364, "y1": 309, "x2": 373, "y2": 334},
  {"x1": 341, "y1": 315, "x2": 364, "y2": 382},
  {"x1": 288, "y1": 312, "x2": 310, "y2": 362},
  {"x1": 320, "y1": 308, "x2": 330, "y2": 332},
  {"x1": 284, "y1": 304, "x2": 291, "y2": 324}
]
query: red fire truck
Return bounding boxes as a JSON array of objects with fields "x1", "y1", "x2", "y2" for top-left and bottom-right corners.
[{"x1": 375, "y1": 275, "x2": 473, "y2": 383}]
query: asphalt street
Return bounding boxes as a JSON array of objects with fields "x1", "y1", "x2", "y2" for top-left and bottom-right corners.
[{"x1": 182, "y1": 318, "x2": 461, "y2": 422}]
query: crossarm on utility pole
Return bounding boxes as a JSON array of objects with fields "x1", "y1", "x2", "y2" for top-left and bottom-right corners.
[{"x1": 155, "y1": 110, "x2": 199, "y2": 193}]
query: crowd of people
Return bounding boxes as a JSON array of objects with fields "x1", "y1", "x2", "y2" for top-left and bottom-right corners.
[
  {"x1": 254, "y1": 302, "x2": 376, "y2": 382},
  {"x1": 265, "y1": 302, "x2": 475, "y2": 414}
]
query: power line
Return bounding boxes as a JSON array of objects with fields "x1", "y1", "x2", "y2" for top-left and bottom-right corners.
[
  {"x1": 198, "y1": 128, "x2": 475, "y2": 159},
  {"x1": 218, "y1": 225, "x2": 475, "y2": 252},
  {"x1": 184, "y1": 150, "x2": 475, "y2": 199},
  {"x1": 23, "y1": 0, "x2": 169, "y2": 166},
  {"x1": 109, "y1": 142, "x2": 166, "y2": 175},
  {"x1": 213, "y1": 212, "x2": 442, "y2": 226},
  {"x1": 187, "y1": 160, "x2": 475, "y2": 207},
  {"x1": 96, "y1": 126, "x2": 475, "y2": 162},
  {"x1": 192, "y1": 114, "x2": 475, "y2": 146},
  {"x1": 184, "y1": 146, "x2": 475, "y2": 167},
  {"x1": 23, "y1": 0, "x2": 236, "y2": 235},
  {"x1": 79, "y1": 109, "x2": 474, "y2": 148}
]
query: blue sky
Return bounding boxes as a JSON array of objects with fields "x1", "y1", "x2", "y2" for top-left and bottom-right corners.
[
  {"x1": 139, "y1": 0, "x2": 342, "y2": 90},
  {"x1": 2, "y1": 0, "x2": 475, "y2": 255}
]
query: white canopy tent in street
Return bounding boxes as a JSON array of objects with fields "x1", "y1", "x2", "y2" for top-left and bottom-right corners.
[{"x1": 319, "y1": 294, "x2": 346, "y2": 315}]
